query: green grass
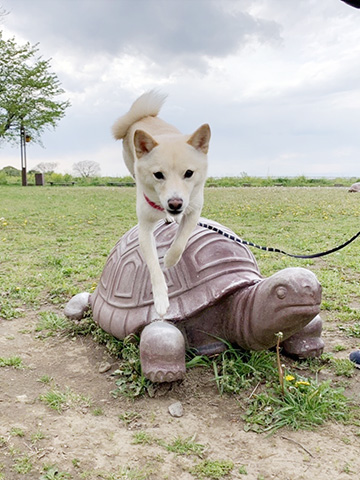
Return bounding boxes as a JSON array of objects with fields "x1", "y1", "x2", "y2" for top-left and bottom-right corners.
[
  {"x1": 40, "y1": 466, "x2": 71, "y2": 479},
  {"x1": 35, "y1": 311, "x2": 72, "y2": 337},
  {"x1": 238, "y1": 465, "x2": 248, "y2": 475},
  {"x1": 330, "y1": 358, "x2": 355, "y2": 377},
  {"x1": 212, "y1": 344, "x2": 278, "y2": 394},
  {"x1": 0, "y1": 356, "x2": 23, "y2": 368},
  {"x1": 132, "y1": 431, "x2": 154, "y2": 446},
  {"x1": 111, "y1": 335, "x2": 153, "y2": 399},
  {"x1": 119, "y1": 411, "x2": 142, "y2": 426},
  {"x1": 13, "y1": 455, "x2": 33, "y2": 474},
  {"x1": 244, "y1": 377, "x2": 352, "y2": 433},
  {"x1": 31, "y1": 431, "x2": 46, "y2": 443},
  {"x1": 39, "y1": 386, "x2": 92, "y2": 413},
  {"x1": 113, "y1": 465, "x2": 152, "y2": 480},
  {"x1": 10, "y1": 427, "x2": 25, "y2": 437},
  {"x1": 339, "y1": 322, "x2": 360, "y2": 337},
  {"x1": 189, "y1": 459, "x2": 234, "y2": 479},
  {"x1": 131, "y1": 430, "x2": 206, "y2": 457},
  {"x1": 162, "y1": 436, "x2": 206, "y2": 457},
  {"x1": 1, "y1": 186, "x2": 359, "y2": 323}
]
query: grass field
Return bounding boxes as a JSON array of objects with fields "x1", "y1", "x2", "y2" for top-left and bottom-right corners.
[
  {"x1": 1, "y1": 185, "x2": 360, "y2": 322},
  {"x1": 1, "y1": 185, "x2": 360, "y2": 479}
]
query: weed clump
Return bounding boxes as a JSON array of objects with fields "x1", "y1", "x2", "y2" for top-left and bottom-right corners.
[
  {"x1": 244, "y1": 377, "x2": 352, "y2": 433},
  {"x1": 111, "y1": 336, "x2": 153, "y2": 399},
  {"x1": 211, "y1": 343, "x2": 277, "y2": 394},
  {"x1": 0, "y1": 356, "x2": 23, "y2": 368},
  {"x1": 190, "y1": 459, "x2": 234, "y2": 479}
]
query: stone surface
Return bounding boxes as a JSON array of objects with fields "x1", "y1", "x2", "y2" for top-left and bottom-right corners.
[
  {"x1": 98, "y1": 362, "x2": 112, "y2": 373},
  {"x1": 349, "y1": 182, "x2": 360, "y2": 192},
  {"x1": 64, "y1": 292, "x2": 90, "y2": 320},
  {"x1": 168, "y1": 401, "x2": 184, "y2": 417}
]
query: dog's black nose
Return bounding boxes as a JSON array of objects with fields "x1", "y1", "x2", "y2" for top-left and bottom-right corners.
[{"x1": 167, "y1": 198, "x2": 183, "y2": 213}]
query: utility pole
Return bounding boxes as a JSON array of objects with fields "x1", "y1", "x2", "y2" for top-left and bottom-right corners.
[{"x1": 20, "y1": 125, "x2": 31, "y2": 186}]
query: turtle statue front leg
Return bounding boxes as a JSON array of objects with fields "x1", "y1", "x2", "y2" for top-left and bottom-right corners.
[
  {"x1": 229, "y1": 267, "x2": 324, "y2": 358},
  {"x1": 139, "y1": 321, "x2": 186, "y2": 382},
  {"x1": 281, "y1": 314, "x2": 324, "y2": 358}
]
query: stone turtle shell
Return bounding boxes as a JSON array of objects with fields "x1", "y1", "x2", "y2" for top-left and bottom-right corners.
[{"x1": 90, "y1": 218, "x2": 262, "y2": 339}]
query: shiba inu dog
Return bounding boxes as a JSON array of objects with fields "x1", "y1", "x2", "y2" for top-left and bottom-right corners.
[{"x1": 112, "y1": 90, "x2": 211, "y2": 317}]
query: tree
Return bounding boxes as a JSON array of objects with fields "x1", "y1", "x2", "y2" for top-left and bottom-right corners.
[
  {"x1": 1, "y1": 165, "x2": 20, "y2": 176},
  {"x1": 0, "y1": 6, "x2": 8, "y2": 21},
  {"x1": 0, "y1": 31, "x2": 70, "y2": 145},
  {"x1": 33, "y1": 162, "x2": 58, "y2": 174},
  {"x1": 73, "y1": 160, "x2": 101, "y2": 178}
]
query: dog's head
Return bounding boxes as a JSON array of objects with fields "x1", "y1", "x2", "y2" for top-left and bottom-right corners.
[{"x1": 133, "y1": 124, "x2": 210, "y2": 216}]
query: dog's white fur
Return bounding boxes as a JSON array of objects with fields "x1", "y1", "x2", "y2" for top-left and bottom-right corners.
[{"x1": 112, "y1": 90, "x2": 210, "y2": 317}]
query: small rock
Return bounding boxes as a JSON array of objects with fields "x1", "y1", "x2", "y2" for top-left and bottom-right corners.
[
  {"x1": 99, "y1": 362, "x2": 112, "y2": 373},
  {"x1": 16, "y1": 394, "x2": 29, "y2": 403},
  {"x1": 168, "y1": 401, "x2": 183, "y2": 417}
]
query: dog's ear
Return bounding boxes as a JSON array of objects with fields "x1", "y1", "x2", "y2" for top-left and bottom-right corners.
[
  {"x1": 187, "y1": 124, "x2": 211, "y2": 154},
  {"x1": 134, "y1": 130, "x2": 158, "y2": 158}
]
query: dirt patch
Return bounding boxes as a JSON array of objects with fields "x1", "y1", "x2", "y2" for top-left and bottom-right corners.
[{"x1": 1, "y1": 313, "x2": 360, "y2": 480}]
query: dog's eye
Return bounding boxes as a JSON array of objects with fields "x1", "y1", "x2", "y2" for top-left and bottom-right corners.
[
  {"x1": 153, "y1": 172, "x2": 165, "y2": 180},
  {"x1": 184, "y1": 170, "x2": 194, "y2": 178}
]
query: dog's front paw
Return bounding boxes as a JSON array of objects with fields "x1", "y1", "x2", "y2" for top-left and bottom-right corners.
[
  {"x1": 164, "y1": 247, "x2": 183, "y2": 268},
  {"x1": 154, "y1": 293, "x2": 170, "y2": 318}
]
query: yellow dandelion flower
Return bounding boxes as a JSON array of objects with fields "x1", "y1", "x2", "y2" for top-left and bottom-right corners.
[
  {"x1": 295, "y1": 381, "x2": 310, "y2": 387},
  {"x1": 285, "y1": 375, "x2": 295, "y2": 382}
]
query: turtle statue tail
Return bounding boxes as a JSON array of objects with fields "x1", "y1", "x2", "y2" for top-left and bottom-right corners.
[
  {"x1": 64, "y1": 292, "x2": 91, "y2": 320},
  {"x1": 228, "y1": 267, "x2": 324, "y2": 358}
]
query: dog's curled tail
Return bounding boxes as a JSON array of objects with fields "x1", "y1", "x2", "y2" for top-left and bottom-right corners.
[{"x1": 112, "y1": 90, "x2": 167, "y2": 140}]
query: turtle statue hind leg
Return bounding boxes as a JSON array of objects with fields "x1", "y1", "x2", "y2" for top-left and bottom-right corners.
[{"x1": 139, "y1": 321, "x2": 186, "y2": 383}]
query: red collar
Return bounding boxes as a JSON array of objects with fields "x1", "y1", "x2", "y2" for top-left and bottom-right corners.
[{"x1": 144, "y1": 193, "x2": 164, "y2": 212}]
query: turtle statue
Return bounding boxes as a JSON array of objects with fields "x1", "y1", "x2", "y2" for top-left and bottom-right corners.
[
  {"x1": 64, "y1": 218, "x2": 324, "y2": 383},
  {"x1": 349, "y1": 182, "x2": 360, "y2": 192}
]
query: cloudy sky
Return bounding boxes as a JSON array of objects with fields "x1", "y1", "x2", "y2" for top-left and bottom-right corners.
[{"x1": 1, "y1": 0, "x2": 360, "y2": 178}]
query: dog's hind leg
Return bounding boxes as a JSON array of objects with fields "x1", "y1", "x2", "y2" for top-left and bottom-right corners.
[{"x1": 138, "y1": 223, "x2": 169, "y2": 317}]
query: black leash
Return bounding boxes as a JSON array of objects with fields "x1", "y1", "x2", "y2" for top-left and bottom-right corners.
[{"x1": 198, "y1": 221, "x2": 360, "y2": 259}]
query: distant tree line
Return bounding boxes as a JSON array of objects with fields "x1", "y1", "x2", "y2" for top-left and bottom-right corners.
[
  {"x1": 0, "y1": 166, "x2": 358, "y2": 187},
  {"x1": 0, "y1": 160, "x2": 104, "y2": 185},
  {"x1": 28, "y1": 160, "x2": 101, "y2": 177}
]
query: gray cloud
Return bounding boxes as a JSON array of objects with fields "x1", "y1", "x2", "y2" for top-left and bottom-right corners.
[{"x1": 4, "y1": 0, "x2": 281, "y2": 70}]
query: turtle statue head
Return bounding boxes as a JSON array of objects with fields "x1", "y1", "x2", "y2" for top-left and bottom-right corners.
[{"x1": 229, "y1": 267, "x2": 322, "y2": 352}]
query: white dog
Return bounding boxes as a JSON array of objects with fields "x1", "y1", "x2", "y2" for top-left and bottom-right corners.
[{"x1": 112, "y1": 91, "x2": 211, "y2": 317}]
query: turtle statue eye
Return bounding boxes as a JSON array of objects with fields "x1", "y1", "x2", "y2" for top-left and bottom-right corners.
[
  {"x1": 276, "y1": 286, "x2": 287, "y2": 299},
  {"x1": 153, "y1": 172, "x2": 165, "y2": 180},
  {"x1": 184, "y1": 170, "x2": 194, "y2": 178}
]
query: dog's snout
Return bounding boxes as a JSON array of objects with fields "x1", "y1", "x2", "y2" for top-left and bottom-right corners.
[{"x1": 167, "y1": 198, "x2": 183, "y2": 213}]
